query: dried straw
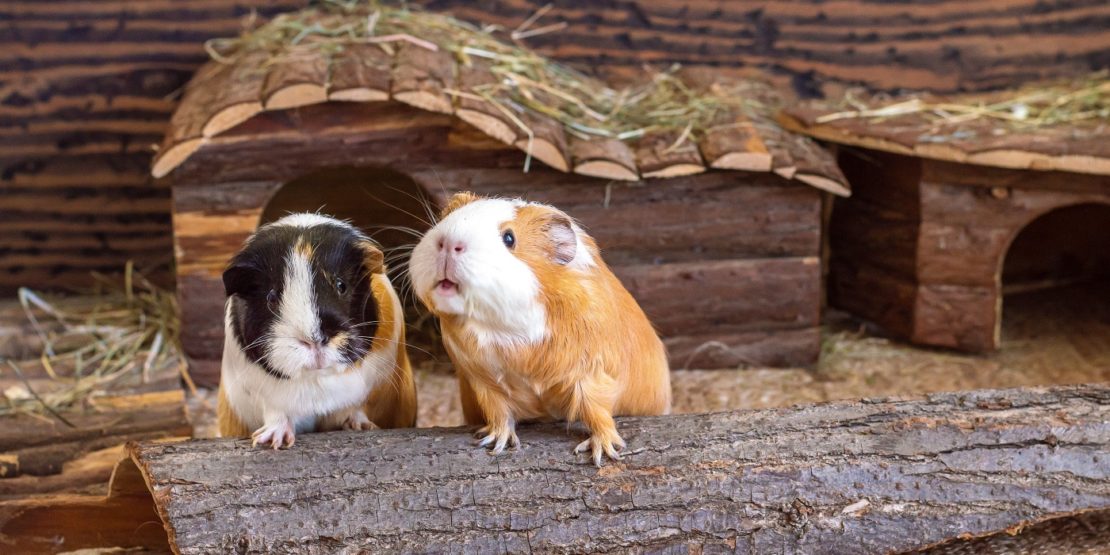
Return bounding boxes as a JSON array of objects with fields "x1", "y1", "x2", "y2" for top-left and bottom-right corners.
[
  {"x1": 817, "y1": 71, "x2": 1110, "y2": 129},
  {"x1": 204, "y1": 1, "x2": 776, "y2": 146},
  {"x1": 0, "y1": 264, "x2": 188, "y2": 421}
]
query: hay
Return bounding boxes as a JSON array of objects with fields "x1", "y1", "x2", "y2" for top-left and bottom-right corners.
[
  {"x1": 817, "y1": 71, "x2": 1110, "y2": 129},
  {"x1": 204, "y1": 0, "x2": 778, "y2": 145},
  {"x1": 0, "y1": 264, "x2": 188, "y2": 421}
]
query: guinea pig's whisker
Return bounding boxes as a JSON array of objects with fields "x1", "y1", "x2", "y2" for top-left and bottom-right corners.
[
  {"x1": 243, "y1": 333, "x2": 275, "y2": 352},
  {"x1": 382, "y1": 183, "x2": 439, "y2": 226},
  {"x1": 369, "y1": 225, "x2": 426, "y2": 239},
  {"x1": 358, "y1": 188, "x2": 434, "y2": 228}
]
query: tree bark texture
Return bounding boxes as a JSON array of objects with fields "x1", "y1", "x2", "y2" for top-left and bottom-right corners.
[{"x1": 116, "y1": 385, "x2": 1110, "y2": 554}]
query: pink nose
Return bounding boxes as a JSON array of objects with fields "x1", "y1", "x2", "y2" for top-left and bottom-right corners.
[{"x1": 439, "y1": 238, "x2": 465, "y2": 254}]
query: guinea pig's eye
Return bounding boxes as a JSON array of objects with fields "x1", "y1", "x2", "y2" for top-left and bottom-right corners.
[
  {"x1": 502, "y1": 229, "x2": 515, "y2": 249},
  {"x1": 335, "y1": 277, "x2": 347, "y2": 295},
  {"x1": 266, "y1": 289, "x2": 277, "y2": 307}
]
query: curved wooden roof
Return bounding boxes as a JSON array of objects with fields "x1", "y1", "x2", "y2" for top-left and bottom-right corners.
[
  {"x1": 151, "y1": 45, "x2": 849, "y2": 196},
  {"x1": 780, "y1": 89, "x2": 1110, "y2": 176}
]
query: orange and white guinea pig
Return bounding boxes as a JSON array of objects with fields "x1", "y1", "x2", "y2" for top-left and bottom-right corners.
[
  {"x1": 218, "y1": 213, "x2": 417, "y2": 448},
  {"x1": 409, "y1": 192, "x2": 671, "y2": 466}
]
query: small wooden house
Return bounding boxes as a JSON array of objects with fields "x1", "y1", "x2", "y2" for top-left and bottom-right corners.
[
  {"x1": 150, "y1": 8, "x2": 849, "y2": 385},
  {"x1": 781, "y1": 86, "x2": 1110, "y2": 352}
]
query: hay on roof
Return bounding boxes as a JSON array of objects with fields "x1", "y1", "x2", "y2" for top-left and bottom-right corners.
[{"x1": 204, "y1": 0, "x2": 780, "y2": 144}]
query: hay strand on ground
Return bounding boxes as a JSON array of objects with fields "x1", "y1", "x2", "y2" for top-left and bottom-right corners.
[{"x1": 0, "y1": 266, "x2": 186, "y2": 420}]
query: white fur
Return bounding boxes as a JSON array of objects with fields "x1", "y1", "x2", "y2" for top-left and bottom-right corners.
[
  {"x1": 221, "y1": 272, "x2": 404, "y2": 436},
  {"x1": 270, "y1": 213, "x2": 353, "y2": 229},
  {"x1": 568, "y1": 222, "x2": 596, "y2": 271},
  {"x1": 264, "y1": 245, "x2": 332, "y2": 376},
  {"x1": 410, "y1": 198, "x2": 547, "y2": 347}
]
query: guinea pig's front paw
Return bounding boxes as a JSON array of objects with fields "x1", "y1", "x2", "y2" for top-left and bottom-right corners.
[
  {"x1": 474, "y1": 422, "x2": 520, "y2": 455},
  {"x1": 575, "y1": 429, "x2": 626, "y2": 467},
  {"x1": 342, "y1": 411, "x2": 379, "y2": 432},
  {"x1": 252, "y1": 419, "x2": 296, "y2": 450}
]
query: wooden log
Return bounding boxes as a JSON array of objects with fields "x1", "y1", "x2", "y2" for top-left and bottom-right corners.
[
  {"x1": 664, "y1": 326, "x2": 820, "y2": 369},
  {"x1": 261, "y1": 44, "x2": 330, "y2": 111},
  {"x1": 110, "y1": 384, "x2": 1110, "y2": 554},
  {"x1": 328, "y1": 43, "x2": 392, "y2": 102},
  {"x1": 202, "y1": 51, "x2": 270, "y2": 137},
  {"x1": 0, "y1": 390, "x2": 192, "y2": 477},
  {"x1": 149, "y1": 60, "x2": 229, "y2": 178},
  {"x1": 0, "y1": 455, "x2": 171, "y2": 553},
  {"x1": 634, "y1": 129, "x2": 705, "y2": 178},
  {"x1": 568, "y1": 136, "x2": 639, "y2": 181},
  {"x1": 410, "y1": 168, "x2": 823, "y2": 265},
  {"x1": 787, "y1": 135, "x2": 851, "y2": 196},
  {"x1": 614, "y1": 257, "x2": 821, "y2": 337},
  {"x1": 454, "y1": 59, "x2": 518, "y2": 146},
  {"x1": 514, "y1": 106, "x2": 571, "y2": 173},
  {"x1": 171, "y1": 102, "x2": 478, "y2": 186},
  {"x1": 699, "y1": 117, "x2": 773, "y2": 172},
  {"x1": 913, "y1": 282, "x2": 999, "y2": 352},
  {"x1": 781, "y1": 101, "x2": 1110, "y2": 177},
  {"x1": 391, "y1": 42, "x2": 455, "y2": 114},
  {"x1": 0, "y1": 444, "x2": 124, "y2": 497}
]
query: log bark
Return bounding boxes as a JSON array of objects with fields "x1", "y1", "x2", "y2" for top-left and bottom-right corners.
[
  {"x1": 782, "y1": 96, "x2": 1110, "y2": 176},
  {"x1": 634, "y1": 129, "x2": 706, "y2": 178},
  {"x1": 568, "y1": 136, "x2": 640, "y2": 181},
  {"x1": 110, "y1": 384, "x2": 1110, "y2": 554},
  {"x1": 261, "y1": 44, "x2": 329, "y2": 111},
  {"x1": 391, "y1": 43, "x2": 455, "y2": 114},
  {"x1": 328, "y1": 43, "x2": 392, "y2": 103}
]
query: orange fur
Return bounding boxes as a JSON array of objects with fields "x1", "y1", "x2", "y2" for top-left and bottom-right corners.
[
  {"x1": 437, "y1": 194, "x2": 671, "y2": 461},
  {"x1": 363, "y1": 272, "x2": 417, "y2": 429},
  {"x1": 217, "y1": 385, "x2": 252, "y2": 438}
]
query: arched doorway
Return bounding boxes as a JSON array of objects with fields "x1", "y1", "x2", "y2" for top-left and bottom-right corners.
[
  {"x1": 260, "y1": 167, "x2": 445, "y2": 366},
  {"x1": 999, "y1": 203, "x2": 1110, "y2": 358}
]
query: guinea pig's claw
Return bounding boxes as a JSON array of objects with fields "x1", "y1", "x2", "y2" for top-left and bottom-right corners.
[
  {"x1": 474, "y1": 425, "x2": 519, "y2": 455},
  {"x1": 251, "y1": 421, "x2": 296, "y2": 450},
  {"x1": 575, "y1": 433, "x2": 626, "y2": 467},
  {"x1": 342, "y1": 411, "x2": 378, "y2": 432}
]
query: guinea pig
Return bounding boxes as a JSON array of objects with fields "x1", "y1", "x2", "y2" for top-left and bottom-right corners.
[
  {"x1": 409, "y1": 192, "x2": 671, "y2": 466},
  {"x1": 217, "y1": 213, "x2": 417, "y2": 448}
]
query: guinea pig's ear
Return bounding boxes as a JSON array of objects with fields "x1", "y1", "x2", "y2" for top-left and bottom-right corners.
[
  {"x1": 540, "y1": 212, "x2": 578, "y2": 266},
  {"x1": 223, "y1": 262, "x2": 260, "y2": 298},
  {"x1": 440, "y1": 191, "x2": 478, "y2": 219},
  {"x1": 355, "y1": 240, "x2": 385, "y2": 275}
]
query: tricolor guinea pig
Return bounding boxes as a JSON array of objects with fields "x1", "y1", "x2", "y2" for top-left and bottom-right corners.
[
  {"x1": 409, "y1": 192, "x2": 671, "y2": 466},
  {"x1": 218, "y1": 213, "x2": 417, "y2": 448}
]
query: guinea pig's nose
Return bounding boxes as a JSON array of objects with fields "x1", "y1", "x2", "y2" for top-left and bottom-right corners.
[
  {"x1": 440, "y1": 238, "x2": 465, "y2": 254},
  {"x1": 298, "y1": 338, "x2": 326, "y2": 350}
]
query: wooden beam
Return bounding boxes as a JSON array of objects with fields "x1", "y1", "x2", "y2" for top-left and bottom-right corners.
[{"x1": 112, "y1": 385, "x2": 1110, "y2": 554}]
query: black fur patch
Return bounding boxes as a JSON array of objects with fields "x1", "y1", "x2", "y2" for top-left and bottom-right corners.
[{"x1": 224, "y1": 220, "x2": 381, "y2": 379}]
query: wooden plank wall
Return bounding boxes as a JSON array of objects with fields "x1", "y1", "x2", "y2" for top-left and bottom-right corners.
[
  {"x1": 0, "y1": 1, "x2": 303, "y2": 294},
  {"x1": 3, "y1": 0, "x2": 1106, "y2": 293},
  {"x1": 418, "y1": 0, "x2": 1110, "y2": 94}
]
